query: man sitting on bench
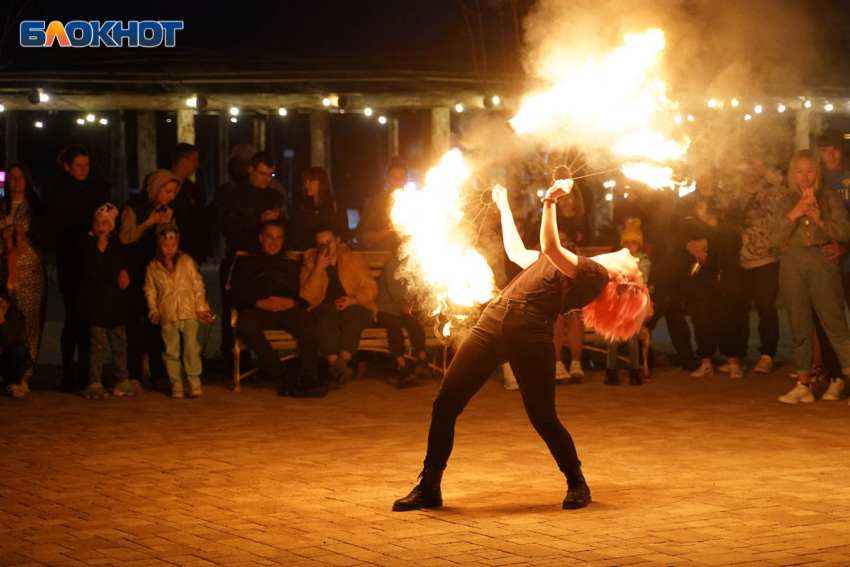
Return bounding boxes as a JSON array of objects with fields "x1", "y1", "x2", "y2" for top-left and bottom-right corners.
[{"x1": 232, "y1": 220, "x2": 328, "y2": 398}]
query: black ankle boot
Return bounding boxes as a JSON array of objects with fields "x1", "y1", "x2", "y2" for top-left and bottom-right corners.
[
  {"x1": 629, "y1": 368, "x2": 643, "y2": 386},
  {"x1": 562, "y1": 468, "x2": 591, "y2": 509},
  {"x1": 392, "y1": 463, "x2": 444, "y2": 511},
  {"x1": 604, "y1": 369, "x2": 620, "y2": 386}
]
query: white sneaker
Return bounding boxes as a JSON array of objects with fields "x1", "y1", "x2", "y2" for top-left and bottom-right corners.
[
  {"x1": 502, "y1": 364, "x2": 518, "y2": 391},
  {"x1": 555, "y1": 361, "x2": 570, "y2": 382},
  {"x1": 821, "y1": 378, "x2": 845, "y2": 401},
  {"x1": 729, "y1": 363, "x2": 744, "y2": 379},
  {"x1": 754, "y1": 355, "x2": 773, "y2": 374},
  {"x1": 778, "y1": 382, "x2": 815, "y2": 404},
  {"x1": 569, "y1": 360, "x2": 584, "y2": 379},
  {"x1": 690, "y1": 361, "x2": 714, "y2": 378}
]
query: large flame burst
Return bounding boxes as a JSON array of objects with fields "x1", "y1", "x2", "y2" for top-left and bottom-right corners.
[
  {"x1": 391, "y1": 149, "x2": 496, "y2": 338},
  {"x1": 510, "y1": 29, "x2": 690, "y2": 189}
]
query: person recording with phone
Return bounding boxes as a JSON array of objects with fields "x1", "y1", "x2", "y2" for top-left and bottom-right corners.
[{"x1": 300, "y1": 225, "x2": 377, "y2": 387}]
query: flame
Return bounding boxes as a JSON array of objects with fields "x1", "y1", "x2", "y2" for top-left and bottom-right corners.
[
  {"x1": 611, "y1": 130, "x2": 690, "y2": 162},
  {"x1": 392, "y1": 149, "x2": 496, "y2": 338},
  {"x1": 619, "y1": 163, "x2": 681, "y2": 190}
]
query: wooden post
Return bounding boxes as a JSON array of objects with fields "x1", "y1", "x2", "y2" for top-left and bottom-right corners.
[
  {"x1": 795, "y1": 108, "x2": 813, "y2": 151},
  {"x1": 430, "y1": 107, "x2": 450, "y2": 162},
  {"x1": 310, "y1": 110, "x2": 329, "y2": 169},
  {"x1": 136, "y1": 111, "x2": 157, "y2": 187},
  {"x1": 252, "y1": 115, "x2": 267, "y2": 151},
  {"x1": 388, "y1": 117, "x2": 400, "y2": 158},
  {"x1": 218, "y1": 112, "x2": 230, "y2": 185},
  {"x1": 109, "y1": 113, "x2": 128, "y2": 205},
  {"x1": 177, "y1": 109, "x2": 195, "y2": 145},
  {"x1": 4, "y1": 110, "x2": 17, "y2": 168}
]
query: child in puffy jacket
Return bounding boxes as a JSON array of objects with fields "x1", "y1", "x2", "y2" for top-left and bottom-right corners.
[{"x1": 144, "y1": 224, "x2": 212, "y2": 398}]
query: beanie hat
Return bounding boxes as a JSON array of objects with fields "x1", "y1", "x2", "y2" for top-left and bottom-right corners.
[
  {"x1": 94, "y1": 202, "x2": 119, "y2": 229},
  {"x1": 145, "y1": 169, "x2": 181, "y2": 203},
  {"x1": 156, "y1": 223, "x2": 180, "y2": 246},
  {"x1": 620, "y1": 218, "x2": 644, "y2": 247}
]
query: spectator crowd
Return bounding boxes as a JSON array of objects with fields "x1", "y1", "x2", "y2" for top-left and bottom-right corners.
[{"x1": 2, "y1": 126, "x2": 850, "y2": 409}]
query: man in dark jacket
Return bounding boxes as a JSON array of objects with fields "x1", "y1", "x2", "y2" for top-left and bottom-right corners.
[
  {"x1": 169, "y1": 143, "x2": 211, "y2": 265},
  {"x1": 231, "y1": 220, "x2": 326, "y2": 398},
  {"x1": 0, "y1": 290, "x2": 31, "y2": 398}
]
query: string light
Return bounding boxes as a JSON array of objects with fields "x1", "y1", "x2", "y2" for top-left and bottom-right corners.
[
  {"x1": 34, "y1": 121, "x2": 43, "y2": 128},
  {"x1": 86, "y1": 114, "x2": 95, "y2": 122},
  {"x1": 378, "y1": 115, "x2": 387, "y2": 125},
  {"x1": 731, "y1": 98, "x2": 740, "y2": 107},
  {"x1": 229, "y1": 107, "x2": 239, "y2": 116},
  {"x1": 623, "y1": 193, "x2": 629, "y2": 198},
  {"x1": 687, "y1": 115, "x2": 695, "y2": 122},
  {"x1": 278, "y1": 107, "x2": 287, "y2": 116},
  {"x1": 0, "y1": 103, "x2": 4, "y2": 112},
  {"x1": 754, "y1": 105, "x2": 763, "y2": 114},
  {"x1": 708, "y1": 99, "x2": 717, "y2": 108},
  {"x1": 744, "y1": 114, "x2": 752, "y2": 121},
  {"x1": 605, "y1": 193, "x2": 613, "y2": 201},
  {"x1": 674, "y1": 115, "x2": 682, "y2": 124},
  {"x1": 186, "y1": 96, "x2": 197, "y2": 108},
  {"x1": 230, "y1": 117, "x2": 237, "y2": 123},
  {"x1": 76, "y1": 118, "x2": 85, "y2": 125},
  {"x1": 364, "y1": 107, "x2": 373, "y2": 116},
  {"x1": 804, "y1": 100, "x2": 812, "y2": 108},
  {"x1": 39, "y1": 92, "x2": 49, "y2": 103},
  {"x1": 322, "y1": 97, "x2": 331, "y2": 107},
  {"x1": 455, "y1": 103, "x2": 464, "y2": 113},
  {"x1": 99, "y1": 118, "x2": 108, "y2": 125},
  {"x1": 777, "y1": 104, "x2": 786, "y2": 113},
  {"x1": 825, "y1": 103, "x2": 834, "y2": 112},
  {"x1": 492, "y1": 95, "x2": 500, "y2": 105}
]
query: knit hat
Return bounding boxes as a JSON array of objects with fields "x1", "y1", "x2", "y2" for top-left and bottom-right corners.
[
  {"x1": 144, "y1": 169, "x2": 181, "y2": 203},
  {"x1": 620, "y1": 218, "x2": 644, "y2": 247},
  {"x1": 156, "y1": 223, "x2": 180, "y2": 246},
  {"x1": 94, "y1": 202, "x2": 119, "y2": 229}
]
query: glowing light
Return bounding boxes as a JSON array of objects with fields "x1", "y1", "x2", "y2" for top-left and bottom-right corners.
[
  {"x1": 455, "y1": 103, "x2": 464, "y2": 113},
  {"x1": 492, "y1": 95, "x2": 500, "y2": 105},
  {"x1": 603, "y1": 180, "x2": 617, "y2": 189},
  {"x1": 605, "y1": 193, "x2": 613, "y2": 201},
  {"x1": 166, "y1": 118, "x2": 172, "y2": 123},
  {"x1": 674, "y1": 115, "x2": 682, "y2": 124},
  {"x1": 364, "y1": 107, "x2": 373, "y2": 116},
  {"x1": 825, "y1": 103, "x2": 834, "y2": 112},
  {"x1": 708, "y1": 99, "x2": 717, "y2": 108},
  {"x1": 744, "y1": 114, "x2": 752, "y2": 121},
  {"x1": 278, "y1": 107, "x2": 287, "y2": 116},
  {"x1": 378, "y1": 115, "x2": 387, "y2": 125},
  {"x1": 612, "y1": 129, "x2": 690, "y2": 162},
  {"x1": 731, "y1": 98, "x2": 739, "y2": 107},
  {"x1": 777, "y1": 104, "x2": 786, "y2": 113},
  {"x1": 404, "y1": 181, "x2": 418, "y2": 191},
  {"x1": 687, "y1": 115, "x2": 694, "y2": 121},
  {"x1": 39, "y1": 92, "x2": 49, "y2": 103},
  {"x1": 322, "y1": 97, "x2": 331, "y2": 107},
  {"x1": 229, "y1": 107, "x2": 239, "y2": 116},
  {"x1": 76, "y1": 118, "x2": 85, "y2": 125},
  {"x1": 34, "y1": 121, "x2": 43, "y2": 128},
  {"x1": 0, "y1": 103, "x2": 4, "y2": 112},
  {"x1": 86, "y1": 114, "x2": 95, "y2": 122},
  {"x1": 620, "y1": 163, "x2": 680, "y2": 190},
  {"x1": 230, "y1": 117, "x2": 237, "y2": 123},
  {"x1": 623, "y1": 193, "x2": 629, "y2": 198},
  {"x1": 186, "y1": 97, "x2": 197, "y2": 108},
  {"x1": 804, "y1": 100, "x2": 812, "y2": 108},
  {"x1": 754, "y1": 105, "x2": 763, "y2": 114},
  {"x1": 99, "y1": 118, "x2": 108, "y2": 125}
]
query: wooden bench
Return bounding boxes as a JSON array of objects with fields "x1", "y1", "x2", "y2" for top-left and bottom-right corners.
[{"x1": 228, "y1": 250, "x2": 448, "y2": 393}]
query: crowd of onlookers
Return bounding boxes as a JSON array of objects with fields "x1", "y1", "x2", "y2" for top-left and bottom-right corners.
[{"x1": 1, "y1": 125, "x2": 850, "y2": 406}]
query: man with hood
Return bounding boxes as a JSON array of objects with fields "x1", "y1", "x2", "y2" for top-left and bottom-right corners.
[{"x1": 119, "y1": 169, "x2": 180, "y2": 387}]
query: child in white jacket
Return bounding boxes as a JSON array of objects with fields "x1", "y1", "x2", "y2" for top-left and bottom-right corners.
[{"x1": 144, "y1": 224, "x2": 212, "y2": 398}]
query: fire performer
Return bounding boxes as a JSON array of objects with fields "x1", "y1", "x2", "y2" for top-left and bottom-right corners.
[{"x1": 393, "y1": 177, "x2": 649, "y2": 511}]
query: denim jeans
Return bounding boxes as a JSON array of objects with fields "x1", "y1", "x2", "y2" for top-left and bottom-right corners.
[
  {"x1": 312, "y1": 303, "x2": 374, "y2": 356},
  {"x1": 375, "y1": 312, "x2": 427, "y2": 357},
  {"x1": 161, "y1": 319, "x2": 202, "y2": 385},
  {"x1": 88, "y1": 325, "x2": 129, "y2": 385},
  {"x1": 425, "y1": 298, "x2": 582, "y2": 480}
]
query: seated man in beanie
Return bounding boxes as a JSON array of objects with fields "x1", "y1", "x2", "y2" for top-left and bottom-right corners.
[
  {"x1": 232, "y1": 220, "x2": 328, "y2": 398},
  {"x1": 300, "y1": 224, "x2": 377, "y2": 386},
  {"x1": 0, "y1": 291, "x2": 32, "y2": 398}
]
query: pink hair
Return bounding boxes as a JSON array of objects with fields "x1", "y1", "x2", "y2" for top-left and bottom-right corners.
[{"x1": 582, "y1": 280, "x2": 650, "y2": 341}]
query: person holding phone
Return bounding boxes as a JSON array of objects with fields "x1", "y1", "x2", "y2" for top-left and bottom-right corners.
[{"x1": 300, "y1": 224, "x2": 377, "y2": 386}]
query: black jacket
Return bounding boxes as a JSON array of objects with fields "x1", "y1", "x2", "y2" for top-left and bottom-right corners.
[
  {"x1": 230, "y1": 252, "x2": 307, "y2": 312},
  {"x1": 171, "y1": 177, "x2": 211, "y2": 263},
  {"x1": 289, "y1": 197, "x2": 349, "y2": 251},
  {"x1": 221, "y1": 182, "x2": 285, "y2": 254},
  {"x1": 45, "y1": 172, "x2": 110, "y2": 292},
  {"x1": 78, "y1": 234, "x2": 129, "y2": 328}
]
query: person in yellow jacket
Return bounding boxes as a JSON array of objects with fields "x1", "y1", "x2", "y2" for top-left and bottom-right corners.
[
  {"x1": 144, "y1": 224, "x2": 212, "y2": 398},
  {"x1": 301, "y1": 224, "x2": 377, "y2": 386}
]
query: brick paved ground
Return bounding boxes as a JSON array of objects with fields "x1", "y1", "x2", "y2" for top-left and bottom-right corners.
[{"x1": 3, "y1": 364, "x2": 850, "y2": 567}]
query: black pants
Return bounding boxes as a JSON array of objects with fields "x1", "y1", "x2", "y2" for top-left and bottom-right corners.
[
  {"x1": 690, "y1": 289, "x2": 749, "y2": 359},
  {"x1": 375, "y1": 312, "x2": 426, "y2": 358},
  {"x1": 125, "y1": 277, "x2": 165, "y2": 382},
  {"x1": 60, "y1": 288, "x2": 89, "y2": 383},
  {"x1": 425, "y1": 298, "x2": 582, "y2": 479},
  {"x1": 817, "y1": 272, "x2": 850, "y2": 378},
  {"x1": 312, "y1": 303, "x2": 373, "y2": 356},
  {"x1": 648, "y1": 280, "x2": 695, "y2": 363},
  {"x1": 0, "y1": 341, "x2": 32, "y2": 387},
  {"x1": 236, "y1": 307, "x2": 319, "y2": 378},
  {"x1": 745, "y1": 263, "x2": 780, "y2": 358}
]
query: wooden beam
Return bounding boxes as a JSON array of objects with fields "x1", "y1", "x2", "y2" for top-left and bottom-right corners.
[
  {"x1": 795, "y1": 108, "x2": 813, "y2": 151},
  {"x1": 430, "y1": 107, "x2": 451, "y2": 162},
  {"x1": 136, "y1": 111, "x2": 157, "y2": 187},
  {"x1": 177, "y1": 109, "x2": 195, "y2": 145},
  {"x1": 310, "y1": 111, "x2": 329, "y2": 169},
  {"x1": 4, "y1": 111, "x2": 17, "y2": 167},
  {"x1": 0, "y1": 91, "x2": 503, "y2": 112},
  {"x1": 252, "y1": 115, "x2": 266, "y2": 151}
]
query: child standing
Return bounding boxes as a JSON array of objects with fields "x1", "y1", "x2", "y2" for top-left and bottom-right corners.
[
  {"x1": 605, "y1": 218, "x2": 651, "y2": 386},
  {"x1": 80, "y1": 203, "x2": 137, "y2": 399},
  {"x1": 144, "y1": 224, "x2": 212, "y2": 398}
]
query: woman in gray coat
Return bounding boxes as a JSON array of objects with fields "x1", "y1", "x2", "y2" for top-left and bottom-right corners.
[{"x1": 773, "y1": 150, "x2": 850, "y2": 404}]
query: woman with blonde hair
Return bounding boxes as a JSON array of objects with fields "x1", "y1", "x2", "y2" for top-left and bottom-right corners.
[{"x1": 773, "y1": 150, "x2": 850, "y2": 404}]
